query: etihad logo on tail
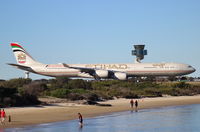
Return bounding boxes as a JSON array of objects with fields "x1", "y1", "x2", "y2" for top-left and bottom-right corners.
[
  {"x1": 17, "y1": 53, "x2": 26, "y2": 63},
  {"x1": 11, "y1": 43, "x2": 27, "y2": 64}
]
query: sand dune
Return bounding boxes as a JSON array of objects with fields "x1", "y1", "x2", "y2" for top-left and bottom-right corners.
[{"x1": 1, "y1": 95, "x2": 200, "y2": 129}]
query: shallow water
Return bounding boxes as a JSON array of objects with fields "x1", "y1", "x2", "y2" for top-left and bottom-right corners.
[{"x1": 4, "y1": 104, "x2": 200, "y2": 132}]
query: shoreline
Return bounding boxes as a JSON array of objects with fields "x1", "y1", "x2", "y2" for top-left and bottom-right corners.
[{"x1": 1, "y1": 95, "x2": 200, "y2": 129}]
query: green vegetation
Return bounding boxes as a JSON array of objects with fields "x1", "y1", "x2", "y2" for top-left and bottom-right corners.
[
  {"x1": 0, "y1": 78, "x2": 40, "y2": 107},
  {"x1": 1, "y1": 77, "x2": 200, "y2": 107}
]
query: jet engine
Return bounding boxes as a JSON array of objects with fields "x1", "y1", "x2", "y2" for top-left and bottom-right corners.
[
  {"x1": 95, "y1": 70, "x2": 109, "y2": 78},
  {"x1": 114, "y1": 72, "x2": 127, "y2": 80}
]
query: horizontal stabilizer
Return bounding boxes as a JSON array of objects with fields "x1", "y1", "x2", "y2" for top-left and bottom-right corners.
[{"x1": 7, "y1": 63, "x2": 33, "y2": 72}]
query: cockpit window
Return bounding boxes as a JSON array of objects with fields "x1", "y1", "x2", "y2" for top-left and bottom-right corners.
[{"x1": 188, "y1": 65, "x2": 192, "y2": 68}]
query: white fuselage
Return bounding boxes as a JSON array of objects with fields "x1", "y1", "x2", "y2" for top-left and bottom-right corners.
[
  {"x1": 28, "y1": 62, "x2": 195, "y2": 78},
  {"x1": 9, "y1": 43, "x2": 196, "y2": 80}
]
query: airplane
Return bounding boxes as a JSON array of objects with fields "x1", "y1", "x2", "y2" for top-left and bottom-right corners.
[{"x1": 8, "y1": 43, "x2": 196, "y2": 80}]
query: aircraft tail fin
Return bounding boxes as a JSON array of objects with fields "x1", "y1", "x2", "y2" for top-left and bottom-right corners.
[{"x1": 10, "y1": 43, "x2": 41, "y2": 66}]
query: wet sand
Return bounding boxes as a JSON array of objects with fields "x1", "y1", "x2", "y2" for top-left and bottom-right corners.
[{"x1": 1, "y1": 95, "x2": 200, "y2": 129}]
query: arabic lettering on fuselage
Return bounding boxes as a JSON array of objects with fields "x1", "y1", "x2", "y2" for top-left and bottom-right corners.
[{"x1": 85, "y1": 64, "x2": 128, "y2": 69}]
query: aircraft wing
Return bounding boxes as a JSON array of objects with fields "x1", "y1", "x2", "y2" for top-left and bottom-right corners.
[
  {"x1": 7, "y1": 63, "x2": 34, "y2": 72},
  {"x1": 69, "y1": 66, "x2": 96, "y2": 75},
  {"x1": 69, "y1": 66, "x2": 116, "y2": 79},
  {"x1": 69, "y1": 65, "x2": 127, "y2": 80}
]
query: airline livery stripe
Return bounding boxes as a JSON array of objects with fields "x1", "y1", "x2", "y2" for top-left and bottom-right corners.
[
  {"x1": 11, "y1": 46, "x2": 23, "y2": 49},
  {"x1": 12, "y1": 46, "x2": 24, "y2": 51},
  {"x1": 11, "y1": 43, "x2": 23, "y2": 49},
  {"x1": 38, "y1": 72, "x2": 79, "y2": 75},
  {"x1": 127, "y1": 70, "x2": 191, "y2": 73},
  {"x1": 13, "y1": 49, "x2": 25, "y2": 53},
  {"x1": 39, "y1": 72, "x2": 79, "y2": 74}
]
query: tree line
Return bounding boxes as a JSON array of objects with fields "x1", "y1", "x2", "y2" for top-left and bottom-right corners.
[{"x1": 1, "y1": 77, "x2": 200, "y2": 107}]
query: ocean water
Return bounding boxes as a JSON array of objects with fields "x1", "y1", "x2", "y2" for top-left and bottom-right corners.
[{"x1": 4, "y1": 104, "x2": 200, "y2": 132}]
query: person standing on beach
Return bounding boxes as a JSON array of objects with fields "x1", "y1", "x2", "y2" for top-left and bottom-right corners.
[
  {"x1": 130, "y1": 99, "x2": 134, "y2": 108},
  {"x1": 78, "y1": 113, "x2": 83, "y2": 127},
  {"x1": 135, "y1": 100, "x2": 138, "y2": 112},
  {"x1": 1, "y1": 109, "x2": 6, "y2": 125}
]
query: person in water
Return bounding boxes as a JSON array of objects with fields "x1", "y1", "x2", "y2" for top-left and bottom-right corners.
[
  {"x1": 135, "y1": 100, "x2": 138, "y2": 112},
  {"x1": 130, "y1": 99, "x2": 134, "y2": 108},
  {"x1": 78, "y1": 113, "x2": 83, "y2": 127}
]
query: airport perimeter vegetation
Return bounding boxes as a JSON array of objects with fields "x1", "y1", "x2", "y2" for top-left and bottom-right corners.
[{"x1": 1, "y1": 77, "x2": 200, "y2": 107}]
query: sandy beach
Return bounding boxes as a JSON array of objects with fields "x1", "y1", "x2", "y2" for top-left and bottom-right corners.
[{"x1": 1, "y1": 95, "x2": 200, "y2": 129}]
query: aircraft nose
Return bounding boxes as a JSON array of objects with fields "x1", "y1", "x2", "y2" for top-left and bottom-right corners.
[
  {"x1": 189, "y1": 66, "x2": 196, "y2": 73},
  {"x1": 192, "y1": 67, "x2": 196, "y2": 73}
]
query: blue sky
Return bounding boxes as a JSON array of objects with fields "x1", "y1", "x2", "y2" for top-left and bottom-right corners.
[{"x1": 1, "y1": 0, "x2": 200, "y2": 80}]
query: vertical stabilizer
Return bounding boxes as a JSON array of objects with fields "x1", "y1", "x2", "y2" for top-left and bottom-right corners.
[{"x1": 10, "y1": 43, "x2": 41, "y2": 66}]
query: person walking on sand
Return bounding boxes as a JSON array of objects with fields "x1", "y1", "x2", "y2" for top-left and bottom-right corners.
[
  {"x1": 78, "y1": 113, "x2": 83, "y2": 127},
  {"x1": 1, "y1": 109, "x2": 6, "y2": 125},
  {"x1": 135, "y1": 100, "x2": 138, "y2": 112},
  {"x1": 130, "y1": 99, "x2": 134, "y2": 108}
]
